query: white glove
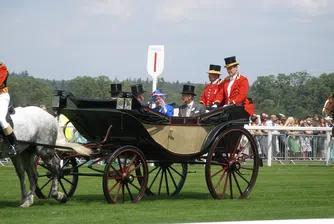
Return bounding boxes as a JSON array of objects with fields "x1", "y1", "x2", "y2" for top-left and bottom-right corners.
[
  {"x1": 223, "y1": 104, "x2": 228, "y2": 107},
  {"x1": 160, "y1": 99, "x2": 166, "y2": 109},
  {"x1": 211, "y1": 104, "x2": 217, "y2": 108},
  {"x1": 160, "y1": 99, "x2": 167, "y2": 113}
]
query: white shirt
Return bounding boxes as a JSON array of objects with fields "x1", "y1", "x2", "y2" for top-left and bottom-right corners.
[
  {"x1": 211, "y1": 79, "x2": 219, "y2": 85},
  {"x1": 186, "y1": 101, "x2": 194, "y2": 117},
  {"x1": 227, "y1": 74, "x2": 237, "y2": 101}
]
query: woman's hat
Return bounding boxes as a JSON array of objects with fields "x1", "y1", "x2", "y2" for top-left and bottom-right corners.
[
  {"x1": 224, "y1": 56, "x2": 239, "y2": 68},
  {"x1": 207, "y1": 64, "x2": 221, "y2": 75},
  {"x1": 181, "y1": 85, "x2": 196, "y2": 96},
  {"x1": 152, "y1": 89, "x2": 168, "y2": 99},
  {"x1": 109, "y1": 83, "x2": 122, "y2": 94},
  {"x1": 131, "y1": 84, "x2": 146, "y2": 96}
]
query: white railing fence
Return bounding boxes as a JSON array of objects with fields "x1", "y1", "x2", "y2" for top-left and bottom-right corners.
[{"x1": 244, "y1": 125, "x2": 332, "y2": 167}]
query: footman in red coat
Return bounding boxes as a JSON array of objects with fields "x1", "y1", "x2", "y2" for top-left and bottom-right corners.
[
  {"x1": 221, "y1": 56, "x2": 254, "y2": 116},
  {"x1": 200, "y1": 64, "x2": 224, "y2": 109}
]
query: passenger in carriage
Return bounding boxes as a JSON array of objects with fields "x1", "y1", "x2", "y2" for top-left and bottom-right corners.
[
  {"x1": 221, "y1": 56, "x2": 254, "y2": 115},
  {"x1": 109, "y1": 83, "x2": 122, "y2": 99},
  {"x1": 179, "y1": 85, "x2": 206, "y2": 117},
  {"x1": 151, "y1": 90, "x2": 174, "y2": 117},
  {"x1": 200, "y1": 64, "x2": 224, "y2": 110},
  {"x1": 0, "y1": 61, "x2": 18, "y2": 156},
  {"x1": 131, "y1": 84, "x2": 146, "y2": 106}
]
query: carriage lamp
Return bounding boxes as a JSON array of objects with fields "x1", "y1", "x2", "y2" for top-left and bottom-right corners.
[
  {"x1": 52, "y1": 89, "x2": 67, "y2": 109},
  {"x1": 116, "y1": 97, "x2": 132, "y2": 110}
]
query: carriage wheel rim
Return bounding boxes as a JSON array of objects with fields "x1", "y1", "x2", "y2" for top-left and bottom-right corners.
[
  {"x1": 103, "y1": 146, "x2": 148, "y2": 204},
  {"x1": 206, "y1": 127, "x2": 259, "y2": 200}
]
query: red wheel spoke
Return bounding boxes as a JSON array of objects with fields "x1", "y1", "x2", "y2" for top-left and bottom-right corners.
[
  {"x1": 113, "y1": 182, "x2": 122, "y2": 202},
  {"x1": 108, "y1": 180, "x2": 120, "y2": 194},
  {"x1": 231, "y1": 135, "x2": 242, "y2": 159},
  {"x1": 211, "y1": 166, "x2": 227, "y2": 178},
  {"x1": 128, "y1": 163, "x2": 142, "y2": 174},
  {"x1": 240, "y1": 153, "x2": 254, "y2": 160},
  {"x1": 117, "y1": 157, "x2": 123, "y2": 171},
  {"x1": 122, "y1": 158, "x2": 128, "y2": 170},
  {"x1": 206, "y1": 128, "x2": 259, "y2": 200},
  {"x1": 214, "y1": 169, "x2": 227, "y2": 190},
  {"x1": 221, "y1": 171, "x2": 229, "y2": 199},
  {"x1": 126, "y1": 154, "x2": 137, "y2": 172},
  {"x1": 110, "y1": 164, "x2": 122, "y2": 176},
  {"x1": 236, "y1": 141, "x2": 251, "y2": 158},
  {"x1": 210, "y1": 161, "x2": 227, "y2": 166}
]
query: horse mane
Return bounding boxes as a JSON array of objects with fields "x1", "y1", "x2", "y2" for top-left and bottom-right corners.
[{"x1": 56, "y1": 125, "x2": 91, "y2": 156}]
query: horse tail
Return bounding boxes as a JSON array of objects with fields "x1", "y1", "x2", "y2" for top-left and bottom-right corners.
[{"x1": 55, "y1": 124, "x2": 91, "y2": 156}]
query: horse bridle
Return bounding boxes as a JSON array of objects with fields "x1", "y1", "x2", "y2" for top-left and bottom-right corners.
[{"x1": 323, "y1": 98, "x2": 334, "y2": 116}]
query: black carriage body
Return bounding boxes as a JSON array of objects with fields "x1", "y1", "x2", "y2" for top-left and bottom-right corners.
[
  {"x1": 45, "y1": 91, "x2": 260, "y2": 203},
  {"x1": 54, "y1": 91, "x2": 250, "y2": 161}
]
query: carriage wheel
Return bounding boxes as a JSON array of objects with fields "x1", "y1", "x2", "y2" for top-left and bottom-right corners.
[
  {"x1": 205, "y1": 126, "x2": 259, "y2": 200},
  {"x1": 102, "y1": 145, "x2": 148, "y2": 204},
  {"x1": 141, "y1": 162, "x2": 188, "y2": 196},
  {"x1": 34, "y1": 156, "x2": 79, "y2": 200}
]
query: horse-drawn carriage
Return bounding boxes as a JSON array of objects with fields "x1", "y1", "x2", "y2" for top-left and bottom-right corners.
[{"x1": 33, "y1": 89, "x2": 262, "y2": 204}]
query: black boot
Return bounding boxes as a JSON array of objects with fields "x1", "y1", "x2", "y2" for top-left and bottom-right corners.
[{"x1": 6, "y1": 132, "x2": 18, "y2": 156}]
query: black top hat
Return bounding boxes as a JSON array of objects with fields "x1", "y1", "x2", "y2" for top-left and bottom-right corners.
[
  {"x1": 181, "y1": 85, "x2": 196, "y2": 96},
  {"x1": 109, "y1": 83, "x2": 122, "y2": 94},
  {"x1": 131, "y1": 84, "x2": 146, "y2": 96},
  {"x1": 207, "y1": 64, "x2": 221, "y2": 75},
  {"x1": 224, "y1": 56, "x2": 239, "y2": 68}
]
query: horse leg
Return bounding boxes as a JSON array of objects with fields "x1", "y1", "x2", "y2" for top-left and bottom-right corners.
[
  {"x1": 11, "y1": 155, "x2": 29, "y2": 207},
  {"x1": 23, "y1": 147, "x2": 37, "y2": 207},
  {"x1": 39, "y1": 147, "x2": 67, "y2": 203}
]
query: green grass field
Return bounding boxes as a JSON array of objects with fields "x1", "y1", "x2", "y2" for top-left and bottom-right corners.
[{"x1": 1, "y1": 164, "x2": 334, "y2": 224}]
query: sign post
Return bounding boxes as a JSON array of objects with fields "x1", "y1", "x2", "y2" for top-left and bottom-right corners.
[{"x1": 147, "y1": 45, "x2": 164, "y2": 92}]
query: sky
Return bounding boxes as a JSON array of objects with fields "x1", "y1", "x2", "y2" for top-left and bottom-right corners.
[{"x1": 1, "y1": 0, "x2": 334, "y2": 84}]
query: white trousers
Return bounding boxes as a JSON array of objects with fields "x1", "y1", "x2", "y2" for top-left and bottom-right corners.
[{"x1": 0, "y1": 92, "x2": 10, "y2": 129}]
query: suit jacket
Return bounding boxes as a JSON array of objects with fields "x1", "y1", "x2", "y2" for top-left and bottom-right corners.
[
  {"x1": 222, "y1": 73, "x2": 254, "y2": 115},
  {"x1": 179, "y1": 102, "x2": 206, "y2": 117},
  {"x1": 199, "y1": 79, "x2": 224, "y2": 106}
]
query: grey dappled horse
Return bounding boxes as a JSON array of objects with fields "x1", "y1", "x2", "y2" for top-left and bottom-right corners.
[{"x1": 0, "y1": 106, "x2": 68, "y2": 207}]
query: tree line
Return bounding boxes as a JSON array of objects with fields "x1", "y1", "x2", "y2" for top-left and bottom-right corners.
[{"x1": 7, "y1": 70, "x2": 334, "y2": 119}]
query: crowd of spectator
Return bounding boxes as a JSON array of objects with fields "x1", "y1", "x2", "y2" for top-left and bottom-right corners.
[{"x1": 249, "y1": 112, "x2": 333, "y2": 160}]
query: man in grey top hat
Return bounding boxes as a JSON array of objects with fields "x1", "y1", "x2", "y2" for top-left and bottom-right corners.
[{"x1": 179, "y1": 85, "x2": 206, "y2": 117}]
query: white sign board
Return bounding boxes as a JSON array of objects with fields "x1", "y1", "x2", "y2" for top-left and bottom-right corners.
[
  {"x1": 147, "y1": 45, "x2": 164, "y2": 92},
  {"x1": 147, "y1": 45, "x2": 164, "y2": 78}
]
